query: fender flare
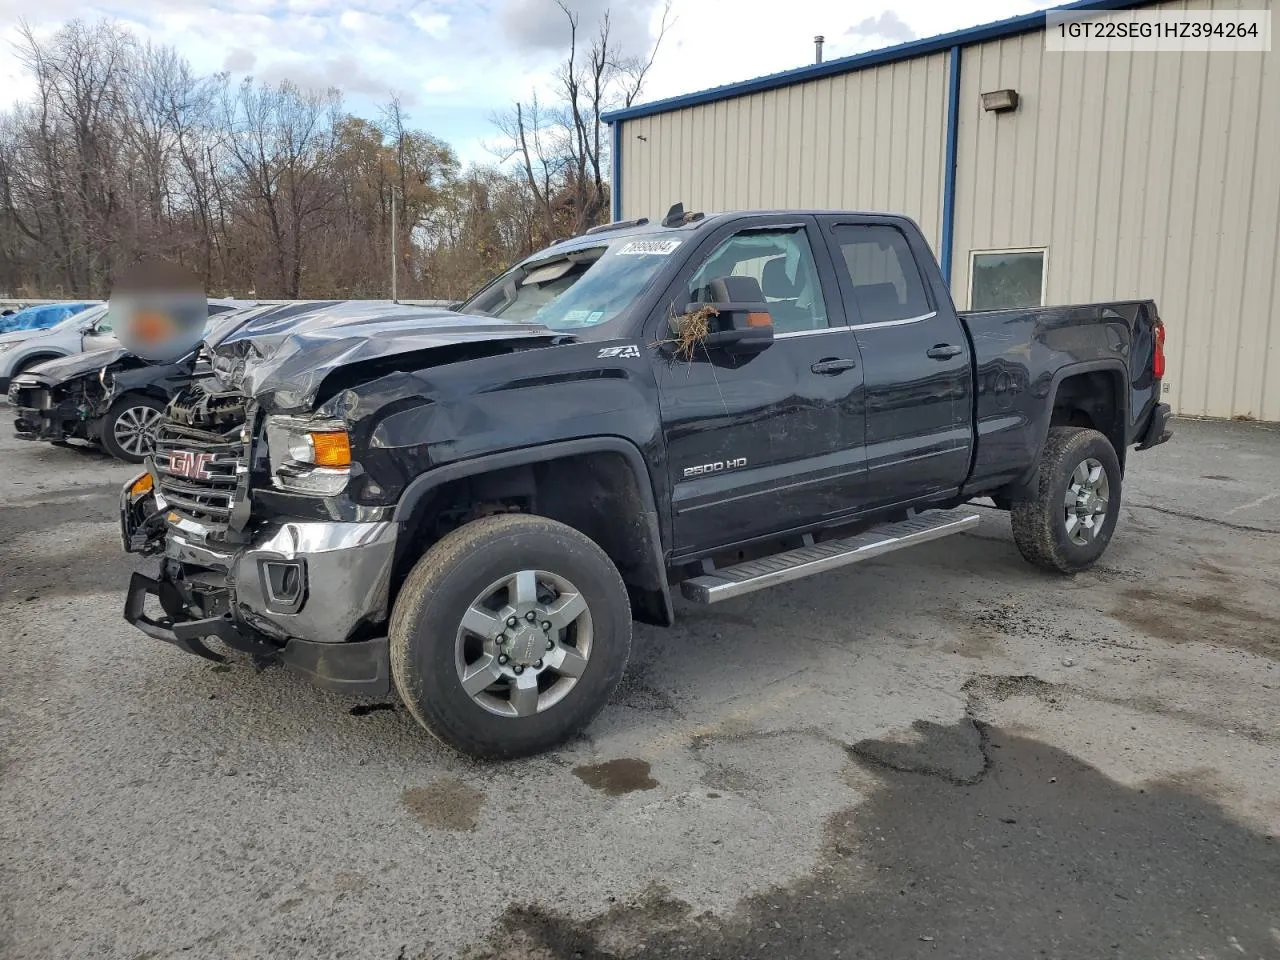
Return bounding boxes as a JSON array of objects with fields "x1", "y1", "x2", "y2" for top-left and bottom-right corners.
[
  {"x1": 393, "y1": 436, "x2": 673, "y2": 626},
  {"x1": 1008, "y1": 358, "x2": 1130, "y2": 499}
]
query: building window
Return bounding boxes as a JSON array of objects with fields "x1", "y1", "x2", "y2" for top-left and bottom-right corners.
[{"x1": 969, "y1": 248, "x2": 1046, "y2": 310}]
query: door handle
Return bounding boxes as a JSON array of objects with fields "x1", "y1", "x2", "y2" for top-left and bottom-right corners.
[
  {"x1": 926, "y1": 344, "x2": 963, "y2": 360},
  {"x1": 811, "y1": 358, "x2": 856, "y2": 375}
]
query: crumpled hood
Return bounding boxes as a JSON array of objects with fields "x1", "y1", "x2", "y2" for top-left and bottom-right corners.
[
  {"x1": 206, "y1": 300, "x2": 565, "y2": 411},
  {"x1": 13, "y1": 347, "x2": 133, "y2": 384}
]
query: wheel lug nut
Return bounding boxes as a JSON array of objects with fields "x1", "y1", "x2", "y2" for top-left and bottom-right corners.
[
  {"x1": 506, "y1": 616, "x2": 518, "y2": 627},
  {"x1": 546, "y1": 639, "x2": 554, "y2": 650},
  {"x1": 541, "y1": 621, "x2": 552, "y2": 632},
  {"x1": 496, "y1": 634, "x2": 507, "y2": 645},
  {"x1": 498, "y1": 654, "x2": 509, "y2": 665},
  {"x1": 534, "y1": 659, "x2": 543, "y2": 668},
  {"x1": 525, "y1": 611, "x2": 537, "y2": 622},
  {"x1": 513, "y1": 665, "x2": 524, "y2": 674}
]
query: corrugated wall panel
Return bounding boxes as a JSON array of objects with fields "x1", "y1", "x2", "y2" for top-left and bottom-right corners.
[
  {"x1": 617, "y1": 0, "x2": 1277, "y2": 418},
  {"x1": 951, "y1": 0, "x2": 1279, "y2": 418},
  {"x1": 618, "y1": 53, "x2": 950, "y2": 251}
]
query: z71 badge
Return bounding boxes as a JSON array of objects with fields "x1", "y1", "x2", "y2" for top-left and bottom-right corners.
[{"x1": 597, "y1": 344, "x2": 641, "y2": 359}]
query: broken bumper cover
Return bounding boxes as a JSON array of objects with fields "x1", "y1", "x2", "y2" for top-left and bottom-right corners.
[
  {"x1": 8, "y1": 376, "x2": 79, "y2": 442},
  {"x1": 1136, "y1": 402, "x2": 1173, "y2": 451},
  {"x1": 123, "y1": 518, "x2": 398, "y2": 696}
]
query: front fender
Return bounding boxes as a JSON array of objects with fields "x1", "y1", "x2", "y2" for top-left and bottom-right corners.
[{"x1": 393, "y1": 437, "x2": 674, "y2": 627}]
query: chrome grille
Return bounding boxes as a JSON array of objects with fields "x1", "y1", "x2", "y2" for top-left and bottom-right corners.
[{"x1": 154, "y1": 382, "x2": 249, "y2": 531}]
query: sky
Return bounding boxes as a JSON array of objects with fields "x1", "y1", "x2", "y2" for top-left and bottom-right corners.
[{"x1": 0, "y1": 0, "x2": 1063, "y2": 168}]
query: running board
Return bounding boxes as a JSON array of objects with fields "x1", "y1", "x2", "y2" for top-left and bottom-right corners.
[{"x1": 680, "y1": 510, "x2": 980, "y2": 604}]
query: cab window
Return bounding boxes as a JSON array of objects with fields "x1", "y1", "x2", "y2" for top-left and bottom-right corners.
[{"x1": 688, "y1": 228, "x2": 829, "y2": 334}]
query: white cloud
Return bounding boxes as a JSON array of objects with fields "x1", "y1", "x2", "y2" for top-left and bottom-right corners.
[
  {"x1": 407, "y1": 5, "x2": 450, "y2": 39},
  {"x1": 636, "y1": 0, "x2": 1057, "y2": 103},
  {"x1": 1, "y1": 0, "x2": 1062, "y2": 167},
  {"x1": 424, "y1": 76, "x2": 460, "y2": 94},
  {"x1": 845, "y1": 10, "x2": 916, "y2": 45}
]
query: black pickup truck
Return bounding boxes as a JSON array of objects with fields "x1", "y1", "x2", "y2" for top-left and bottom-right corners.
[{"x1": 120, "y1": 207, "x2": 1171, "y2": 758}]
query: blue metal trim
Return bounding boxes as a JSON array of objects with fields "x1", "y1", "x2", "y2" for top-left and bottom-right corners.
[
  {"x1": 602, "y1": 0, "x2": 1153, "y2": 123},
  {"x1": 610, "y1": 120, "x2": 622, "y2": 222},
  {"x1": 940, "y1": 45, "x2": 962, "y2": 287}
]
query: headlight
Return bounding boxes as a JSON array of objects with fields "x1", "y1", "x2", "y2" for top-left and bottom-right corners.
[{"x1": 265, "y1": 415, "x2": 352, "y2": 496}]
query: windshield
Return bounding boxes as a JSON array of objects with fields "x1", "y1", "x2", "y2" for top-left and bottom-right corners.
[{"x1": 463, "y1": 236, "x2": 681, "y2": 331}]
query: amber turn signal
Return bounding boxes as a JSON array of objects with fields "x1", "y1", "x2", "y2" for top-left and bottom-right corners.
[
  {"x1": 310, "y1": 431, "x2": 352, "y2": 468},
  {"x1": 129, "y1": 473, "x2": 154, "y2": 497}
]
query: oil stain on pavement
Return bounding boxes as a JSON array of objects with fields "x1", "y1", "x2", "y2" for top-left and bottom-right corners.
[
  {"x1": 573, "y1": 759, "x2": 660, "y2": 797},
  {"x1": 402, "y1": 779, "x2": 485, "y2": 832},
  {"x1": 471, "y1": 720, "x2": 1280, "y2": 960}
]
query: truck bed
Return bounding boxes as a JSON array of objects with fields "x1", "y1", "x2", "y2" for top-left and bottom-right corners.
[{"x1": 959, "y1": 300, "x2": 1164, "y2": 495}]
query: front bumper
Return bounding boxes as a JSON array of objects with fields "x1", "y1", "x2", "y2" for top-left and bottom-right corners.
[
  {"x1": 123, "y1": 511, "x2": 398, "y2": 696},
  {"x1": 9, "y1": 376, "x2": 82, "y2": 442}
]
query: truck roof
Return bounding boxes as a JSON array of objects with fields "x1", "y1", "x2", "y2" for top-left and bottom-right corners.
[{"x1": 532, "y1": 208, "x2": 911, "y2": 262}]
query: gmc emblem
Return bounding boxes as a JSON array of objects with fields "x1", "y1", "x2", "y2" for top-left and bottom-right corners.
[{"x1": 168, "y1": 451, "x2": 216, "y2": 480}]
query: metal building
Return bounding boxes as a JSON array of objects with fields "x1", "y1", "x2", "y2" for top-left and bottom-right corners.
[{"x1": 603, "y1": 0, "x2": 1279, "y2": 420}]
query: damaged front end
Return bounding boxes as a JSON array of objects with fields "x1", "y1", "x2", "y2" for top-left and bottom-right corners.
[
  {"x1": 9, "y1": 365, "x2": 113, "y2": 444},
  {"x1": 119, "y1": 376, "x2": 396, "y2": 694}
]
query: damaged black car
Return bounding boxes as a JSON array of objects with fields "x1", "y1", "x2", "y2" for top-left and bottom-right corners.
[{"x1": 8, "y1": 299, "x2": 250, "y2": 462}]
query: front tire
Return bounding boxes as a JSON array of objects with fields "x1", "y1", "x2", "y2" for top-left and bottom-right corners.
[
  {"x1": 389, "y1": 513, "x2": 632, "y2": 759},
  {"x1": 1011, "y1": 427, "x2": 1122, "y2": 574},
  {"x1": 100, "y1": 394, "x2": 165, "y2": 463}
]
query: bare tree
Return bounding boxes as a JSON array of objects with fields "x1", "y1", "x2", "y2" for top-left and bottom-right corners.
[
  {"x1": 2, "y1": 15, "x2": 547, "y2": 301},
  {"x1": 493, "y1": 1, "x2": 672, "y2": 238},
  {"x1": 222, "y1": 77, "x2": 339, "y2": 297}
]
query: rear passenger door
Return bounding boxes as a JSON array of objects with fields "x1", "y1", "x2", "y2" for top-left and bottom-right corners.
[{"x1": 820, "y1": 217, "x2": 973, "y2": 506}]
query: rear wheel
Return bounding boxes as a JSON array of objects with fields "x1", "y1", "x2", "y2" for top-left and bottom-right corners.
[
  {"x1": 390, "y1": 513, "x2": 632, "y2": 759},
  {"x1": 1011, "y1": 426, "x2": 1121, "y2": 574},
  {"x1": 100, "y1": 394, "x2": 165, "y2": 463}
]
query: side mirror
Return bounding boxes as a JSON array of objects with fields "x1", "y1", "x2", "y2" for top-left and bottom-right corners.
[{"x1": 679, "y1": 276, "x2": 774, "y2": 355}]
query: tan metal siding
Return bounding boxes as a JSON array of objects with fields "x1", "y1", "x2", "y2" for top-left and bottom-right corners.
[
  {"x1": 618, "y1": 53, "x2": 951, "y2": 252},
  {"x1": 950, "y1": 0, "x2": 1280, "y2": 419}
]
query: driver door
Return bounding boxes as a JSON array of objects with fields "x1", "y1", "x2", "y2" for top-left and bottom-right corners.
[{"x1": 650, "y1": 215, "x2": 867, "y2": 556}]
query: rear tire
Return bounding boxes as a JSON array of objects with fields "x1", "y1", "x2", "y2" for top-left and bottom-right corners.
[
  {"x1": 390, "y1": 513, "x2": 632, "y2": 759},
  {"x1": 100, "y1": 394, "x2": 165, "y2": 463},
  {"x1": 1011, "y1": 427, "x2": 1121, "y2": 574}
]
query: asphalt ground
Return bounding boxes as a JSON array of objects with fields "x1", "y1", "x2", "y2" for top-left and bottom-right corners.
[{"x1": 1, "y1": 417, "x2": 1278, "y2": 960}]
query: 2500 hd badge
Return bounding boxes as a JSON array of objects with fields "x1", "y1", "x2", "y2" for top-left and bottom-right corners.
[{"x1": 683, "y1": 457, "x2": 748, "y2": 477}]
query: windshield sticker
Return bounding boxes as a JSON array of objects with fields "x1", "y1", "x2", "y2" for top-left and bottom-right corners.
[
  {"x1": 618, "y1": 239, "x2": 682, "y2": 256},
  {"x1": 586, "y1": 310, "x2": 605, "y2": 324},
  {"x1": 560, "y1": 309, "x2": 593, "y2": 326}
]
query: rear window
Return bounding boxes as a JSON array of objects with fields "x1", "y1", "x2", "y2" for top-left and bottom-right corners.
[{"x1": 832, "y1": 225, "x2": 931, "y2": 324}]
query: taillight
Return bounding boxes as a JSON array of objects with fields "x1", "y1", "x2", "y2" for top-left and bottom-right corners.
[{"x1": 1153, "y1": 321, "x2": 1166, "y2": 379}]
